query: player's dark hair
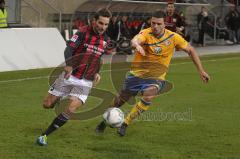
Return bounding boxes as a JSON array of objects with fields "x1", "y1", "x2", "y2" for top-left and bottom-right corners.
[
  {"x1": 152, "y1": 10, "x2": 165, "y2": 19},
  {"x1": 95, "y1": 8, "x2": 112, "y2": 20}
]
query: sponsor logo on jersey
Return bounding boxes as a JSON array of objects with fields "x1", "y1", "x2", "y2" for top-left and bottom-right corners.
[
  {"x1": 84, "y1": 43, "x2": 104, "y2": 55},
  {"x1": 154, "y1": 47, "x2": 162, "y2": 54},
  {"x1": 71, "y1": 34, "x2": 78, "y2": 42},
  {"x1": 165, "y1": 40, "x2": 171, "y2": 46}
]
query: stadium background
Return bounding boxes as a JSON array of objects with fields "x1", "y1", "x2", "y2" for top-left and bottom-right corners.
[
  {"x1": 5, "y1": 0, "x2": 240, "y2": 43},
  {"x1": 0, "y1": 0, "x2": 240, "y2": 159}
]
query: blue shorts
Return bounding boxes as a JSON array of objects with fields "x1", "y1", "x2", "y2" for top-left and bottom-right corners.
[{"x1": 122, "y1": 74, "x2": 168, "y2": 96}]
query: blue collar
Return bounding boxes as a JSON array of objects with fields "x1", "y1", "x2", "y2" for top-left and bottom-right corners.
[{"x1": 150, "y1": 29, "x2": 165, "y2": 39}]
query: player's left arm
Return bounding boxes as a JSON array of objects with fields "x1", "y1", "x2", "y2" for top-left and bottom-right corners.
[
  {"x1": 175, "y1": 33, "x2": 210, "y2": 83},
  {"x1": 64, "y1": 31, "x2": 85, "y2": 79},
  {"x1": 93, "y1": 60, "x2": 103, "y2": 87},
  {"x1": 182, "y1": 44, "x2": 210, "y2": 83}
]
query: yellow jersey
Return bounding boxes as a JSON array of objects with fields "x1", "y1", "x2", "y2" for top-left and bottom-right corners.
[{"x1": 130, "y1": 28, "x2": 188, "y2": 80}]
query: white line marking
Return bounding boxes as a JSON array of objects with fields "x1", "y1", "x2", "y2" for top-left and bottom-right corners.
[
  {"x1": 0, "y1": 56, "x2": 239, "y2": 84},
  {"x1": 0, "y1": 76, "x2": 49, "y2": 83}
]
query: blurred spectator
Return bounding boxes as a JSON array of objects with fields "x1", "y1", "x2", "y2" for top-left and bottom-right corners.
[
  {"x1": 138, "y1": 16, "x2": 151, "y2": 31},
  {"x1": 197, "y1": 7, "x2": 209, "y2": 46},
  {"x1": 72, "y1": 17, "x2": 86, "y2": 30},
  {"x1": 88, "y1": 14, "x2": 96, "y2": 26},
  {"x1": 224, "y1": 5, "x2": 240, "y2": 44},
  {"x1": 179, "y1": 11, "x2": 191, "y2": 41},
  {"x1": 117, "y1": 14, "x2": 132, "y2": 40},
  {"x1": 227, "y1": 0, "x2": 239, "y2": 6},
  {"x1": 116, "y1": 14, "x2": 132, "y2": 54},
  {"x1": 216, "y1": 16, "x2": 234, "y2": 44},
  {"x1": 107, "y1": 14, "x2": 119, "y2": 41},
  {"x1": 164, "y1": 2, "x2": 185, "y2": 36},
  {"x1": 0, "y1": 0, "x2": 8, "y2": 28},
  {"x1": 129, "y1": 16, "x2": 141, "y2": 38}
]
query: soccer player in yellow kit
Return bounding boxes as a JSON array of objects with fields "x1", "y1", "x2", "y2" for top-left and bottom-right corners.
[{"x1": 96, "y1": 10, "x2": 210, "y2": 136}]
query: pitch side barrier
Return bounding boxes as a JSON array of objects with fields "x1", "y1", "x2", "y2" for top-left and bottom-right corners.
[{"x1": 0, "y1": 28, "x2": 66, "y2": 72}]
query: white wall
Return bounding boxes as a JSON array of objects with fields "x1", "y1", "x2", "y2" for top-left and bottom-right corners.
[{"x1": 0, "y1": 28, "x2": 66, "y2": 72}]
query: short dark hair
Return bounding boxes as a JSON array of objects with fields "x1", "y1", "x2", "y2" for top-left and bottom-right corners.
[
  {"x1": 152, "y1": 10, "x2": 165, "y2": 19},
  {"x1": 94, "y1": 8, "x2": 112, "y2": 20}
]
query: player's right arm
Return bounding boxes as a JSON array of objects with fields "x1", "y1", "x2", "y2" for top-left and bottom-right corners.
[
  {"x1": 131, "y1": 31, "x2": 147, "y2": 56},
  {"x1": 64, "y1": 31, "x2": 84, "y2": 79}
]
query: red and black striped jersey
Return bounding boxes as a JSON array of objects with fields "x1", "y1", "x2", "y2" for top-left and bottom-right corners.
[
  {"x1": 65, "y1": 26, "x2": 111, "y2": 81},
  {"x1": 164, "y1": 12, "x2": 184, "y2": 32}
]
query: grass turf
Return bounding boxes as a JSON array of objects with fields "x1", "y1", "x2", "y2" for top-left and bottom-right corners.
[{"x1": 0, "y1": 53, "x2": 240, "y2": 159}]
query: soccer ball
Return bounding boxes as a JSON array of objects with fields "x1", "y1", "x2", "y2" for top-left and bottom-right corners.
[{"x1": 103, "y1": 108, "x2": 124, "y2": 128}]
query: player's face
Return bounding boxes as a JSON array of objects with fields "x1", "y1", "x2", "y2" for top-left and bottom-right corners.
[
  {"x1": 167, "y1": 4, "x2": 175, "y2": 14},
  {"x1": 151, "y1": 17, "x2": 165, "y2": 35},
  {"x1": 201, "y1": 7, "x2": 206, "y2": 12},
  {"x1": 94, "y1": 16, "x2": 110, "y2": 35}
]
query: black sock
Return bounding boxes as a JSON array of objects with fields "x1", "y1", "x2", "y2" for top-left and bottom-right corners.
[{"x1": 42, "y1": 113, "x2": 69, "y2": 136}]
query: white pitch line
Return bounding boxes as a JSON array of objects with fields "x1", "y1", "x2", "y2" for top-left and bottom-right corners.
[
  {"x1": 0, "y1": 56, "x2": 239, "y2": 84},
  {"x1": 0, "y1": 76, "x2": 49, "y2": 83}
]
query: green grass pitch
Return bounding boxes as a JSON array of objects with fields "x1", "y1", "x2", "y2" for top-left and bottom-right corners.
[{"x1": 0, "y1": 53, "x2": 240, "y2": 159}]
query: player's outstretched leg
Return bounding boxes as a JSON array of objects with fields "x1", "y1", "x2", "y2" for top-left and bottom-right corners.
[
  {"x1": 95, "y1": 90, "x2": 133, "y2": 134},
  {"x1": 36, "y1": 134, "x2": 48, "y2": 146},
  {"x1": 36, "y1": 112, "x2": 70, "y2": 146},
  {"x1": 118, "y1": 86, "x2": 158, "y2": 136},
  {"x1": 95, "y1": 120, "x2": 107, "y2": 134},
  {"x1": 37, "y1": 97, "x2": 82, "y2": 146},
  {"x1": 118, "y1": 99, "x2": 150, "y2": 136}
]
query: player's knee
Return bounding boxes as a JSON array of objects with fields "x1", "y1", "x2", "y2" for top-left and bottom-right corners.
[
  {"x1": 142, "y1": 93, "x2": 156, "y2": 102},
  {"x1": 68, "y1": 107, "x2": 77, "y2": 113},
  {"x1": 142, "y1": 95, "x2": 155, "y2": 102},
  {"x1": 67, "y1": 104, "x2": 81, "y2": 113},
  {"x1": 142, "y1": 86, "x2": 158, "y2": 102},
  {"x1": 67, "y1": 97, "x2": 83, "y2": 113},
  {"x1": 42, "y1": 99, "x2": 54, "y2": 109}
]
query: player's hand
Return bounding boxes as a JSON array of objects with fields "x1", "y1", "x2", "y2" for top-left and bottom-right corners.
[
  {"x1": 199, "y1": 70, "x2": 210, "y2": 83},
  {"x1": 93, "y1": 73, "x2": 101, "y2": 86},
  {"x1": 136, "y1": 45, "x2": 145, "y2": 56},
  {"x1": 64, "y1": 66, "x2": 73, "y2": 79}
]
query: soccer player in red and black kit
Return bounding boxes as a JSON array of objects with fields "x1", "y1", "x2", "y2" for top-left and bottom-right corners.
[
  {"x1": 36, "y1": 8, "x2": 112, "y2": 146},
  {"x1": 164, "y1": 2, "x2": 185, "y2": 36}
]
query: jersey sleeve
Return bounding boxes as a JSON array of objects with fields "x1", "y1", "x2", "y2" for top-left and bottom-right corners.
[
  {"x1": 64, "y1": 31, "x2": 85, "y2": 66},
  {"x1": 66, "y1": 31, "x2": 84, "y2": 50},
  {"x1": 174, "y1": 33, "x2": 188, "y2": 50},
  {"x1": 135, "y1": 30, "x2": 148, "y2": 44}
]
